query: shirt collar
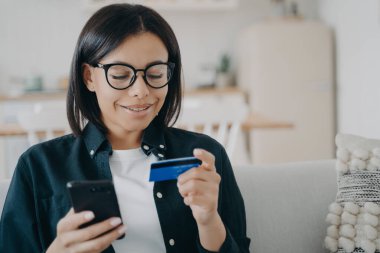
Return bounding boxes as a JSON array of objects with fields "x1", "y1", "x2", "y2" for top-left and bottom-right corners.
[
  {"x1": 82, "y1": 122, "x2": 111, "y2": 158},
  {"x1": 82, "y1": 121, "x2": 167, "y2": 159},
  {"x1": 141, "y1": 121, "x2": 167, "y2": 159}
]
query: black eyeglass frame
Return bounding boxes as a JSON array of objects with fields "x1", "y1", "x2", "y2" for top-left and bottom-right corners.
[{"x1": 92, "y1": 62, "x2": 175, "y2": 90}]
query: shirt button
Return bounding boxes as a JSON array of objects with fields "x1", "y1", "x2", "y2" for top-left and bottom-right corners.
[
  {"x1": 159, "y1": 144, "x2": 165, "y2": 149},
  {"x1": 158, "y1": 153, "x2": 164, "y2": 158},
  {"x1": 143, "y1": 145, "x2": 150, "y2": 151},
  {"x1": 169, "y1": 239, "x2": 175, "y2": 246},
  {"x1": 90, "y1": 150, "x2": 95, "y2": 156},
  {"x1": 156, "y1": 192, "x2": 163, "y2": 199}
]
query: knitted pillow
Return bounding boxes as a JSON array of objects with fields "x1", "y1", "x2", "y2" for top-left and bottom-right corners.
[{"x1": 325, "y1": 134, "x2": 380, "y2": 253}]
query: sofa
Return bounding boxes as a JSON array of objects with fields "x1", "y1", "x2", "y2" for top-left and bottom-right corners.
[
  {"x1": 236, "y1": 159, "x2": 336, "y2": 253},
  {"x1": 0, "y1": 159, "x2": 337, "y2": 253}
]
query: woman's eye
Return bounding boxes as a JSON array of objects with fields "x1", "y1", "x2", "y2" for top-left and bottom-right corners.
[
  {"x1": 110, "y1": 74, "x2": 130, "y2": 80},
  {"x1": 147, "y1": 73, "x2": 163, "y2": 79}
]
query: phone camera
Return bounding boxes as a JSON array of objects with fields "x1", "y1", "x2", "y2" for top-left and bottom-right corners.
[{"x1": 90, "y1": 186, "x2": 110, "y2": 192}]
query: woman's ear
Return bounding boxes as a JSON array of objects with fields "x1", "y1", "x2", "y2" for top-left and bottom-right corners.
[{"x1": 82, "y1": 63, "x2": 96, "y2": 92}]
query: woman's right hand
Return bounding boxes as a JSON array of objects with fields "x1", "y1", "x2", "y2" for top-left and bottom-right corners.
[{"x1": 46, "y1": 208, "x2": 126, "y2": 253}]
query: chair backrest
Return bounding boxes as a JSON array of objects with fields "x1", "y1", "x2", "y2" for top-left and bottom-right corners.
[
  {"x1": 176, "y1": 95, "x2": 249, "y2": 161},
  {"x1": 17, "y1": 100, "x2": 70, "y2": 146},
  {"x1": 0, "y1": 179, "x2": 11, "y2": 218}
]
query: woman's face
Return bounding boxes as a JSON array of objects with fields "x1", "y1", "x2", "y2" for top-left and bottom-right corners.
[{"x1": 83, "y1": 32, "x2": 169, "y2": 136}]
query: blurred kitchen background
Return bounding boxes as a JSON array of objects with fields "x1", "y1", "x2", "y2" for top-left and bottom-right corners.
[{"x1": 0, "y1": 0, "x2": 379, "y2": 179}]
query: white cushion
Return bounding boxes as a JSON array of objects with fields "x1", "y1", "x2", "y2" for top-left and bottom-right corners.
[{"x1": 324, "y1": 134, "x2": 380, "y2": 253}]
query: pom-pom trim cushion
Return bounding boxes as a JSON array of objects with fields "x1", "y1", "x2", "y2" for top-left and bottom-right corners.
[{"x1": 325, "y1": 134, "x2": 380, "y2": 253}]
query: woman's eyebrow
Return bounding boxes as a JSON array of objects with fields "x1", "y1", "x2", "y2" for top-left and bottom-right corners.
[
  {"x1": 147, "y1": 60, "x2": 167, "y2": 65},
  {"x1": 106, "y1": 60, "x2": 167, "y2": 66}
]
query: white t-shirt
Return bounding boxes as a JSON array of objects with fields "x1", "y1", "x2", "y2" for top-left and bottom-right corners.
[{"x1": 109, "y1": 148, "x2": 166, "y2": 253}]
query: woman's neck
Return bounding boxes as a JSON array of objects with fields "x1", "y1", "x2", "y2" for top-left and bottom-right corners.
[{"x1": 107, "y1": 129, "x2": 143, "y2": 150}]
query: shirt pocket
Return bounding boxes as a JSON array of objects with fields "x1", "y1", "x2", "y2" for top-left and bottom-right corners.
[
  {"x1": 38, "y1": 194, "x2": 71, "y2": 244},
  {"x1": 40, "y1": 193, "x2": 71, "y2": 213}
]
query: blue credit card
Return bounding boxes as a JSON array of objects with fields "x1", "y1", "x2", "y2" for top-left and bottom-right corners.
[{"x1": 149, "y1": 157, "x2": 202, "y2": 182}]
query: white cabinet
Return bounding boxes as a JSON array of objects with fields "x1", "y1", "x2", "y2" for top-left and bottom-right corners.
[{"x1": 82, "y1": 0, "x2": 239, "y2": 12}]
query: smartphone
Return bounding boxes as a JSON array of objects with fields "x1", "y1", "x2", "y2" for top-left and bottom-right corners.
[
  {"x1": 149, "y1": 156, "x2": 202, "y2": 182},
  {"x1": 66, "y1": 180, "x2": 125, "y2": 239}
]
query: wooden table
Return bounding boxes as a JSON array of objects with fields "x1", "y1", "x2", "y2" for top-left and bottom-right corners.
[
  {"x1": 241, "y1": 111, "x2": 294, "y2": 131},
  {"x1": 0, "y1": 87, "x2": 294, "y2": 136},
  {"x1": 0, "y1": 123, "x2": 25, "y2": 136},
  {"x1": 0, "y1": 111, "x2": 293, "y2": 178},
  {"x1": 0, "y1": 123, "x2": 67, "y2": 137},
  {"x1": 0, "y1": 111, "x2": 293, "y2": 137}
]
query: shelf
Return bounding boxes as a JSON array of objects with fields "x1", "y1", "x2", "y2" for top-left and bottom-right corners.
[
  {"x1": 82, "y1": 0, "x2": 239, "y2": 12},
  {"x1": 0, "y1": 90, "x2": 66, "y2": 102}
]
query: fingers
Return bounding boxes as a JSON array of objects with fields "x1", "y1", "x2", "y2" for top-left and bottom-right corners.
[
  {"x1": 193, "y1": 149, "x2": 216, "y2": 171},
  {"x1": 57, "y1": 209, "x2": 95, "y2": 235},
  {"x1": 178, "y1": 179, "x2": 219, "y2": 199},
  {"x1": 65, "y1": 208, "x2": 74, "y2": 217},
  {"x1": 59, "y1": 217, "x2": 125, "y2": 247},
  {"x1": 178, "y1": 163, "x2": 220, "y2": 187},
  {"x1": 178, "y1": 166, "x2": 211, "y2": 185},
  {"x1": 177, "y1": 148, "x2": 218, "y2": 185},
  {"x1": 176, "y1": 148, "x2": 221, "y2": 220},
  {"x1": 178, "y1": 167, "x2": 220, "y2": 192},
  {"x1": 183, "y1": 193, "x2": 218, "y2": 208},
  {"x1": 69, "y1": 224, "x2": 125, "y2": 253},
  {"x1": 51, "y1": 208, "x2": 126, "y2": 253},
  {"x1": 178, "y1": 148, "x2": 220, "y2": 198}
]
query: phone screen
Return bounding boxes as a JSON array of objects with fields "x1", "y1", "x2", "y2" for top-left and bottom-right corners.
[{"x1": 66, "y1": 180, "x2": 125, "y2": 239}]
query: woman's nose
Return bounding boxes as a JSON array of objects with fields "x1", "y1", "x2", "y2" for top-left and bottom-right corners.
[{"x1": 128, "y1": 74, "x2": 149, "y2": 98}]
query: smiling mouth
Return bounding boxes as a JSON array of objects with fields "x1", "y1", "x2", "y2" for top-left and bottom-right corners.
[{"x1": 121, "y1": 105, "x2": 151, "y2": 112}]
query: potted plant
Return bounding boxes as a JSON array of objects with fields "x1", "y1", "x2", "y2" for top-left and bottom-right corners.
[{"x1": 215, "y1": 53, "x2": 232, "y2": 87}]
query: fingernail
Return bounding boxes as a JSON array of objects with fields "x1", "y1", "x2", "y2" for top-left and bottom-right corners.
[
  {"x1": 194, "y1": 149, "x2": 202, "y2": 155},
  {"x1": 84, "y1": 212, "x2": 94, "y2": 220},
  {"x1": 118, "y1": 225, "x2": 127, "y2": 234},
  {"x1": 110, "y1": 217, "x2": 122, "y2": 226}
]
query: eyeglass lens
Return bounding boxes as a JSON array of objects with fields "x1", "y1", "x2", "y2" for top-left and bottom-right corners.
[{"x1": 107, "y1": 64, "x2": 171, "y2": 89}]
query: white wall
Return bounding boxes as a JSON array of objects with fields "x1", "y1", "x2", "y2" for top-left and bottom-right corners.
[
  {"x1": 0, "y1": 0, "x2": 89, "y2": 92},
  {"x1": 0, "y1": 0, "x2": 318, "y2": 92},
  {"x1": 319, "y1": 0, "x2": 380, "y2": 139}
]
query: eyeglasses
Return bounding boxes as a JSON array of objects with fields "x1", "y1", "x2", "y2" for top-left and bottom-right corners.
[{"x1": 92, "y1": 62, "x2": 175, "y2": 90}]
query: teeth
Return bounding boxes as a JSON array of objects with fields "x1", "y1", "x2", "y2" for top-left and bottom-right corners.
[{"x1": 125, "y1": 106, "x2": 149, "y2": 112}]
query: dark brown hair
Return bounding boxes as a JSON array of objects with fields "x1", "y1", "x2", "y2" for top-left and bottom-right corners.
[{"x1": 67, "y1": 4, "x2": 182, "y2": 136}]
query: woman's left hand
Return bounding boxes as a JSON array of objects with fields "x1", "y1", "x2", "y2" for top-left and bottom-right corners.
[{"x1": 177, "y1": 148, "x2": 221, "y2": 226}]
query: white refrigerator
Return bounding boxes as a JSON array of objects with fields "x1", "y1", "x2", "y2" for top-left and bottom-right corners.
[{"x1": 236, "y1": 19, "x2": 336, "y2": 164}]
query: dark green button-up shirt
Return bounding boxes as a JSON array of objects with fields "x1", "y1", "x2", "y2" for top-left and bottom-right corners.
[{"x1": 0, "y1": 122, "x2": 250, "y2": 252}]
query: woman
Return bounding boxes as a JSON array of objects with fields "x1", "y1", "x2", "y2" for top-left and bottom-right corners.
[{"x1": 0, "y1": 4, "x2": 250, "y2": 253}]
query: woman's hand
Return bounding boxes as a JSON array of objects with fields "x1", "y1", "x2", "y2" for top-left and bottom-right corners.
[
  {"x1": 47, "y1": 208, "x2": 126, "y2": 253},
  {"x1": 178, "y1": 149, "x2": 226, "y2": 251},
  {"x1": 177, "y1": 148, "x2": 221, "y2": 226}
]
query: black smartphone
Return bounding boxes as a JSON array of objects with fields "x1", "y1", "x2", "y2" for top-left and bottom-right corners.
[{"x1": 66, "y1": 180, "x2": 125, "y2": 239}]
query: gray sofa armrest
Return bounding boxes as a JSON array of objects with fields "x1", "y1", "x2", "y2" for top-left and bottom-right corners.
[{"x1": 234, "y1": 160, "x2": 336, "y2": 253}]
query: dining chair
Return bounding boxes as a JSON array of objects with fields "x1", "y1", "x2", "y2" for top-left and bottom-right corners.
[
  {"x1": 16, "y1": 100, "x2": 70, "y2": 146},
  {"x1": 176, "y1": 95, "x2": 249, "y2": 163}
]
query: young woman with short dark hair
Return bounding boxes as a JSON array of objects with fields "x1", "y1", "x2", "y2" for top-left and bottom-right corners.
[{"x1": 0, "y1": 4, "x2": 250, "y2": 253}]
